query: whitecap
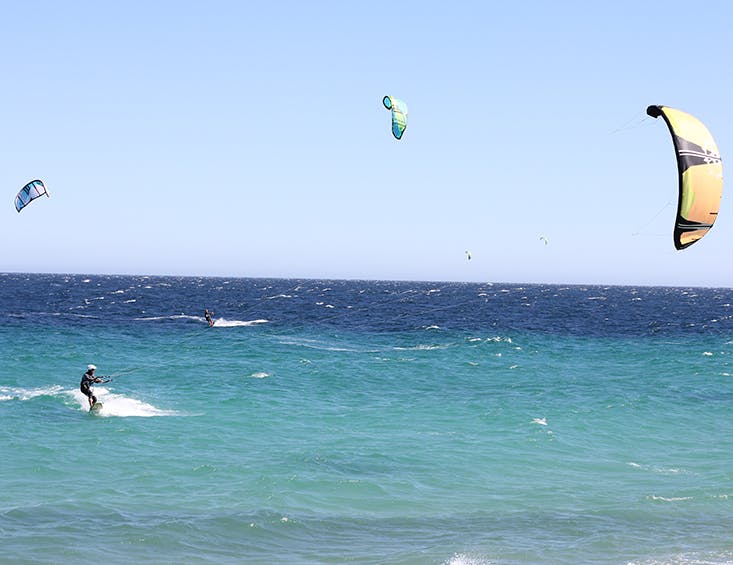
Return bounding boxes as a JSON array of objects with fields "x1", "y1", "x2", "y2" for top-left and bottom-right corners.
[
  {"x1": 214, "y1": 318, "x2": 269, "y2": 327},
  {"x1": 393, "y1": 344, "x2": 445, "y2": 351},
  {"x1": 250, "y1": 372, "x2": 270, "y2": 379},
  {"x1": 0, "y1": 385, "x2": 64, "y2": 401},
  {"x1": 532, "y1": 417, "x2": 547, "y2": 426},
  {"x1": 71, "y1": 387, "x2": 176, "y2": 417},
  {"x1": 647, "y1": 495, "x2": 693, "y2": 502},
  {"x1": 627, "y1": 462, "x2": 690, "y2": 475}
]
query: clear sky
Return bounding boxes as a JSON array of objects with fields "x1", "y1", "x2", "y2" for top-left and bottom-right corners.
[{"x1": 2, "y1": 1, "x2": 733, "y2": 286}]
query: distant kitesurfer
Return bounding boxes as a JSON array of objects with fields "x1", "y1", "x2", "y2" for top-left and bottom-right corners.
[
  {"x1": 204, "y1": 309, "x2": 214, "y2": 327},
  {"x1": 80, "y1": 364, "x2": 109, "y2": 410}
]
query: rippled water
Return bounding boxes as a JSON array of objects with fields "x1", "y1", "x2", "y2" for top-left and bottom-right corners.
[{"x1": 1, "y1": 274, "x2": 732, "y2": 563}]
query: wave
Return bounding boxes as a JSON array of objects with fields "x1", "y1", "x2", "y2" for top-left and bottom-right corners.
[
  {"x1": 646, "y1": 495, "x2": 694, "y2": 502},
  {"x1": 214, "y1": 318, "x2": 269, "y2": 327},
  {"x1": 131, "y1": 314, "x2": 268, "y2": 327},
  {"x1": 627, "y1": 462, "x2": 691, "y2": 475},
  {"x1": 69, "y1": 387, "x2": 177, "y2": 417},
  {"x1": 278, "y1": 337, "x2": 376, "y2": 353},
  {"x1": 135, "y1": 314, "x2": 202, "y2": 322},
  {"x1": 0, "y1": 385, "x2": 176, "y2": 417},
  {"x1": 393, "y1": 344, "x2": 448, "y2": 351},
  {"x1": 0, "y1": 385, "x2": 64, "y2": 402}
]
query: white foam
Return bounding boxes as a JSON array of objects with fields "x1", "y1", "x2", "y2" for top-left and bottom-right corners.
[
  {"x1": 70, "y1": 387, "x2": 176, "y2": 417},
  {"x1": 532, "y1": 417, "x2": 547, "y2": 426},
  {"x1": 444, "y1": 553, "x2": 491, "y2": 565},
  {"x1": 135, "y1": 314, "x2": 201, "y2": 322},
  {"x1": 0, "y1": 385, "x2": 64, "y2": 401},
  {"x1": 627, "y1": 462, "x2": 690, "y2": 475},
  {"x1": 214, "y1": 318, "x2": 269, "y2": 327},
  {"x1": 250, "y1": 372, "x2": 270, "y2": 379},
  {"x1": 647, "y1": 495, "x2": 693, "y2": 502},
  {"x1": 485, "y1": 336, "x2": 513, "y2": 343},
  {"x1": 393, "y1": 344, "x2": 446, "y2": 351}
]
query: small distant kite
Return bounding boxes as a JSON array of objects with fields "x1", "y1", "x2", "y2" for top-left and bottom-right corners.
[
  {"x1": 15, "y1": 179, "x2": 49, "y2": 213},
  {"x1": 465, "y1": 250, "x2": 472, "y2": 260},
  {"x1": 539, "y1": 235, "x2": 548, "y2": 245},
  {"x1": 647, "y1": 105, "x2": 723, "y2": 250},
  {"x1": 382, "y1": 95, "x2": 408, "y2": 140}
]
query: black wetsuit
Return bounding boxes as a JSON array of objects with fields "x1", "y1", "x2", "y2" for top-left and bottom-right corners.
[{"x1": 80, "y1": 371, "x2": 98, "y2": 402}]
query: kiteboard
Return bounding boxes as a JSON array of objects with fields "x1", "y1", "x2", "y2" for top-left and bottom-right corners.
[{"x1": 90, "y1": 402, "x2": 103, "y2": 413}]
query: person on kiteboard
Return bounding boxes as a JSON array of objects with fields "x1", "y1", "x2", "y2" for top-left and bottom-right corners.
[
  {"x1": 204, "y1": 309, "x2": 214, "y2": 327},
  {"x1": 80, "y1": 364, "x2": 109, "y2": 409}
]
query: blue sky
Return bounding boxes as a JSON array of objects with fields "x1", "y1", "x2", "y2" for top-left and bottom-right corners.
[{"x1": 2, "y1": 1, "x2": 732, "y2": 286}]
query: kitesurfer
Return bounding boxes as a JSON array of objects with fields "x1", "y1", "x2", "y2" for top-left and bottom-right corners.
[
  {"x1": 80, "y1": 364, "x2": 108, "y2": 410},
  {"x1": 204, "y1": 309, "x2": 214, "y2": 327}
]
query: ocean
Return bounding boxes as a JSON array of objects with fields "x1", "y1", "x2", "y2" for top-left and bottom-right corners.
[{"x1": 1, "y1": 273, "x2": 732, "y2": 564}]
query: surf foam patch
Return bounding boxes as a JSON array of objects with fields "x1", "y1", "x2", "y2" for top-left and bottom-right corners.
[
  {"x1": 0, "y1": 385, "x2": 65, "y2": 402},
  {"x1": 214, "y1": 318, "x2": 269, "y2": 327},
  {"x1": 70, "y1": 387, "x2": 176, "y2": 417}
]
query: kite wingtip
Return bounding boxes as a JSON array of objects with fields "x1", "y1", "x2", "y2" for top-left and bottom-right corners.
[{"x1": 646, "y1": 105, "x2": 663, "y2": 118}]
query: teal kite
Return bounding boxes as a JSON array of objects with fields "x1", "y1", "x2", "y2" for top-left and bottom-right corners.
[
  {"x1": 382, "y1": 96, "x2": 408, "y2": 140},
  {"x1": 15, "y1": 179, "x2": 49, "y2": 213}
]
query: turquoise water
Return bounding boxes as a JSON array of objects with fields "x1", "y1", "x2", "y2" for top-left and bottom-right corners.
[{"x1": 1, "y1": 275, "x2": 733, "y2": 563}]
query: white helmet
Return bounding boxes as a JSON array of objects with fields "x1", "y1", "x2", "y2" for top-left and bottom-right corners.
[{"x1": 87, "y1": 364, "x2": 97, "y2": 371}]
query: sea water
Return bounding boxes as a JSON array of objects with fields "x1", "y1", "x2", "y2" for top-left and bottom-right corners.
[{"x1": 1, "y1": 274, "x2": 732, "y2": 564}]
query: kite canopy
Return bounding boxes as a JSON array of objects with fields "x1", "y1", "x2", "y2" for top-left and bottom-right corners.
[
  {"x1": 647, "y1": 105, "x2": 723, "y2": 250},
  {"x1": 382, "y1": 95, "x2": 408, "y2": 140},
  {"x1": 15, "y1": 179, "x2": 49, "y2": 213}
]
